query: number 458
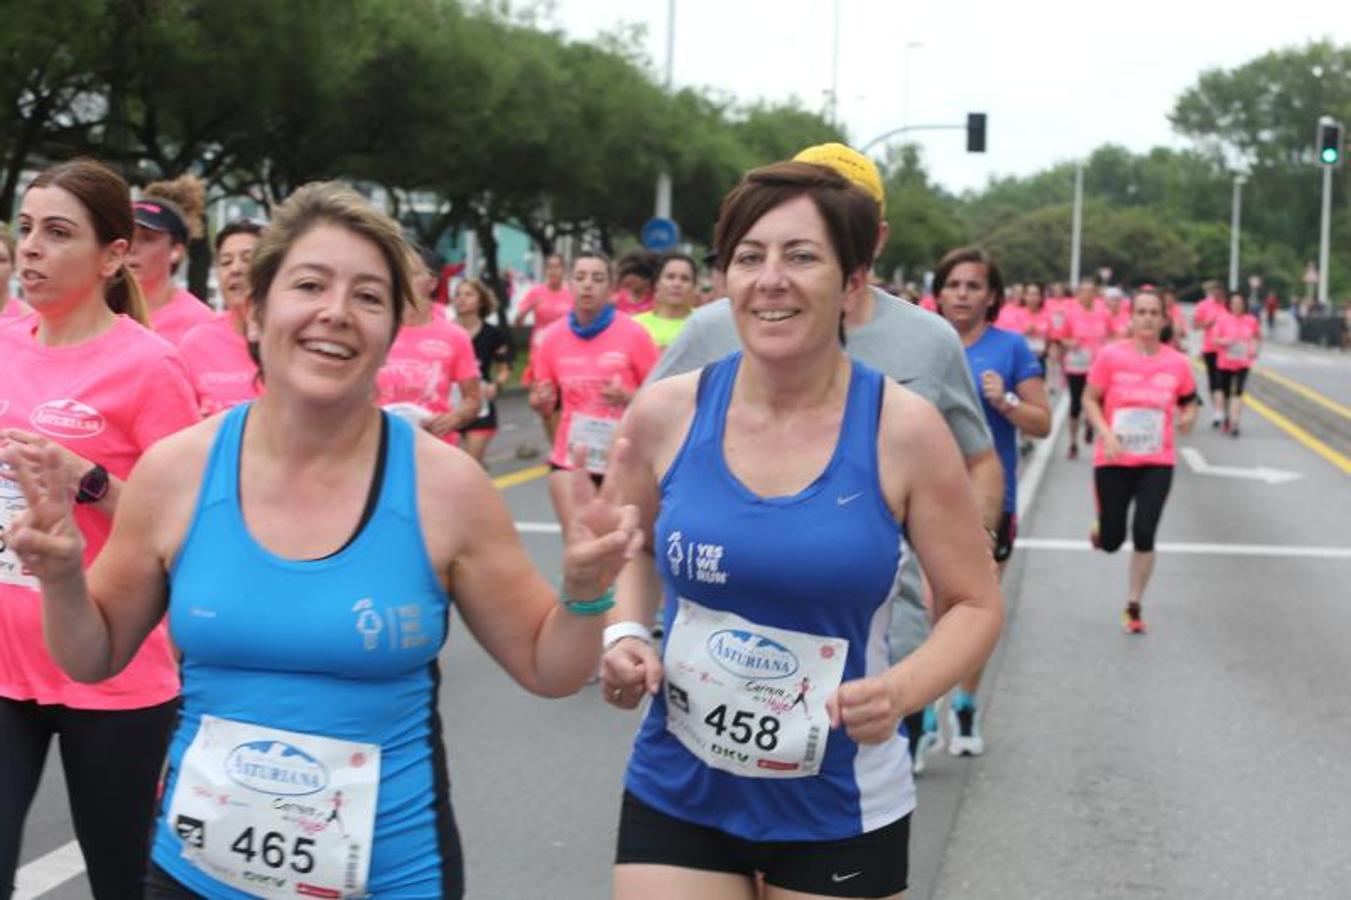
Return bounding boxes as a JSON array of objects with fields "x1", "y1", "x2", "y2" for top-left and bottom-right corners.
[{"x1": 231, "y1": 827, "x2": 316, "y2": 873}]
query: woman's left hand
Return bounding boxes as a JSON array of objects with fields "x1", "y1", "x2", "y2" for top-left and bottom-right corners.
[
  {"x1": 2, "y1": 429, "x2": 95, "y2": 490},
  {"x1": 560, "y1": 440, "x2": 643, "y2": 599},
  {"x1": 826, "y1": 675, "x2": 904, "y2": 745}
]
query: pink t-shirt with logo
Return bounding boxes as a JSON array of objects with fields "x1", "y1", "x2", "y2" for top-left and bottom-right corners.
[
  {"x1": 1088, "y1": 341, "x2": 1196, "y2": 468},
  {"x1": 1193, "y1": 297, "x2": 1223, "y2": 353},
  {"x1": 1022, "y1": 307, "x2": 1055, "y2": 355},
  {"x1": 0, "y1": 315, "x2": 199, "y2": 709},
  {"x1": 1111, "y1": 308, "x2": 1132, "y2": 339},
  {"x1": 178, "y1": 315, "x2": 261, "y2": 416},
  {"x1": 519, "y1": 284, "x2": 574, "y2": 331},
  {"x1": 1062, "y1": 303, "x2": 1115, "y2": 374},
  {"x1": 531, "y1": 314, "x2": 659, "y2": 470},
  {"x1": 376, "y1": 318, "x2": 479, "y2": 444},
  {"x1": 1215, "y1": 311, "x2": 1261, "y2": 371},
  {"x1": 150, "y1": 287, "x2": 215, "y2": 346},
  {"x1": 1047, "y1": 297, "x2": 1072, "y2": 338}
]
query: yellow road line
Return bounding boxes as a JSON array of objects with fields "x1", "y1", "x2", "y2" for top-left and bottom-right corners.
[
  {"x1": 1254, "y1": 366, "x2": 1351, "y2": 420},
  {"x1": 1244, "y1": 395, "x2": 1351, "y2": 475},
  {"x1": 491, "y1": 465, "x2": 550, "y2": 490}
]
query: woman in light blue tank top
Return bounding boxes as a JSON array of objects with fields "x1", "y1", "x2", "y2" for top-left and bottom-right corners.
[
  {"x1": 600, "y1": 160, "x2": 1005, "y2": 899},
  {"x1": 4, "y1": 182, "x2": 642, "y2": 899}
]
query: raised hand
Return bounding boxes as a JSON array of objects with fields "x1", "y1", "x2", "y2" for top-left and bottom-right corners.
[
  {"x1": 0, "y1": 441, "x2": 86, "y2": 584},
  {"x1": 560, "y1": 439, "x2": 642, "y2": 602}
]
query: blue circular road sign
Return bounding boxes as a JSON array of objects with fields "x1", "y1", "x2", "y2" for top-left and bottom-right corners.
[{"x1": 641, "y1": 217, "x2": 681, "y2": 251}]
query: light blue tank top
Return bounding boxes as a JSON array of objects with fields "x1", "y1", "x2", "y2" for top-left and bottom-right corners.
[
  {"x1": 152, "y1": 404, "x2": 457, "y2": 897},
  {"x1": 625, "y1": 353, "x2": 915, "y2": 841}
]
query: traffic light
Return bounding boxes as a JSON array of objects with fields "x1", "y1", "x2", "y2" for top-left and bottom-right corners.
[
  {"x1": 967, "y1": 113, "x2": 987, "y2": 153},
  {"x1": 1317, "y1": 117, "x2": 1343, "y2": 167}
]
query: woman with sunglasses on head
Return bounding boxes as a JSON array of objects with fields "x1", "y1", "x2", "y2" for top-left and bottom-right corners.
[
  {"x1": 0, "y1": 159, "x2": 199, "y2": 899},
  {"x1": 4, "y1": 181, "x2": 639, "y2": 899}
]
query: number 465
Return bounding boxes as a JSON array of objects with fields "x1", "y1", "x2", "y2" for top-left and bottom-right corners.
[{"x1": 231, "y1": 827, "x2": 316, "y2": 873}]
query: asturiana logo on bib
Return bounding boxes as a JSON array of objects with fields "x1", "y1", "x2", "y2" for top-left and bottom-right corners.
[
  {"x1": 31, "y1": 399, "x2": 105, "y2": 439},
  {"x1": 707, "y1": 629, "x2": 798, "y2": 679},
  {"x1": 226, "y1": 740, "x2": 329, "y2": 796}
]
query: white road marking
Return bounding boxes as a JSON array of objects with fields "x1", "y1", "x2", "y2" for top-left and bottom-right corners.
[
  {"x1": 1180, "y1": 446, "x2": 1303, "y2": 484},
  {"x1": 1017, "y1": 393, "x2": 1069, "y2": 520},
  {"x1": 14, "y1": 840, "x2": 84, "y2": 899},
  {"x1": 1019, "y1": 537, "x2": 1351, "y2": 559}
]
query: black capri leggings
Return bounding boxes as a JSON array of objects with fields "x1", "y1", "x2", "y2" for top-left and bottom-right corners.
[
  {"x1": 1067, "y1": 373, "x2": 1088, "y2": 419},
  {"x1": 1219, "y1": 367, "x2": 1249, "y2": 398},
  {"x1": 1202, "y1": 352, "x2": 1220, "y2": 395},
  {"x1": 0, "y1": 697, "x2": 178, "y2": 900},
  {"x1": 1094, "y1": 465, "x2": 1173, "y2": 553}
]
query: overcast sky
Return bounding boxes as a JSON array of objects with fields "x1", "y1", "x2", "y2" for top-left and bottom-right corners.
[{"x1": 549, "y1": 1, "x2": 1349, "y2": 194}]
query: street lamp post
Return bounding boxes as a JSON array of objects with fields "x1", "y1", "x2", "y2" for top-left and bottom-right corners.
[
  {"x1": 1069, "y1": 162, "x2": 1085, "y2": 287},
  {"x1": 654, "y1": 0, "x2": 675, "y2": 220},
  {"x1": 1228, "y1": 174, "x2": 1246, "y2": 293}
]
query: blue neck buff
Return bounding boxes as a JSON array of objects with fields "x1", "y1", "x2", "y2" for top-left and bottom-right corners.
[{"x1": 569, "y1": 303, "x2": 615, "y2": 340}]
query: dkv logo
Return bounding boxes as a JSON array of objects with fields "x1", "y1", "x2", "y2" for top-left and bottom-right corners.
[
  {"x1": 226, "y1": 740, "x2": 329, "y2": 796},
  {"x1": 706, "y1": 630, "x2": 799, "y2": 680},
  {"x1": 30, "y1": 399, "x2": 105, "y2": 439}
]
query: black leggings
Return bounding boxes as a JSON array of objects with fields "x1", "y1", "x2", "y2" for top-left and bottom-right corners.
[
  {"x1": 1202, "y1": 352, "x2": 1220, "y2": 395},
  {"x1": 1067, "y1": 373, "x2": 1088, "y2": 419},
  {"x1": 0, "y1": 697, "x2": 178, "y2": 900},
  {"x1": 1094, "y1": 465, "x2": 1173, "y2": 553},
  {"x1": 1219, "y1": 367, "x2": 1249, "y2": 398}
]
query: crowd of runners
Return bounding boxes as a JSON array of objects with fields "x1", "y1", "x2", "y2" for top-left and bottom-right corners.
[{"x1": 0, "y1": 145, "x2": 1264, "y2": 899}]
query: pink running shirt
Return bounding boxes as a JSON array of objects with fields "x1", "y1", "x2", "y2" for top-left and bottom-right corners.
[
  {"x1": 1062, "y1": 303, "x2": 1115, "y2": 374},
  {"x1": 1215, "y1": 311, "x2": 1261, "y2": 371},
  {"x1": 150, "y1": 287, "x2": 215, "y2": 346},
  {"x1": 1087, "y1": 341, "x2": 1196, "y2": 468},
  {"x1": 376, "y1": 318, "x2": 479, "y2": 444},
  {"x1": 0, "y1": 315, "x2": 199, "y2": 709},
  {"x1": 0, "y1": 298, "x2": 30, "y2": 321},
  {"x1": 519, "y1": 284, "x2": 574, "y2": 331},
  {"x1": 178, "y1": 316, "x2": 261, "y2": 416},
  {"x1": 531, "y1": 314, "x2": 659, "y2": 471},
  {"x1": 994, "y1": 304, "x2": 1028, "y2": 333},
  {"x1": 613, "y1": 289, "x2": 654, "y2": 317},
  {"x1": 1193, "y1": 298, "x2": 1223, "y2": 353},
  {"x1": 1022, "y1": 307, "x2": 1055, "y2": 356}
]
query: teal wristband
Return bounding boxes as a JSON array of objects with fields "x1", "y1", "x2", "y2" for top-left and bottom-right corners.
[{"x1": 561, "y1": 585, "x2": 616, "y2": 616}]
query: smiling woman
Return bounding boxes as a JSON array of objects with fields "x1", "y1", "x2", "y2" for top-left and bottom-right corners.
[
  {"x1": 600, "y1": 161, "x2": 1004, "y2": 900},
  {"x1": 1, "y1": 180, "x2": 644, "y2": 899}
]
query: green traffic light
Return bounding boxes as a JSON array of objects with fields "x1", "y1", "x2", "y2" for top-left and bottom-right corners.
[{"x1": 1322, "y1": 147, "x2": 1340, "y2": 164}]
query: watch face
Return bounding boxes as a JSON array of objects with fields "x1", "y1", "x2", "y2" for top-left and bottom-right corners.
[{"x1": 78, "y1": 465, "x2": 110, "y2": 503}]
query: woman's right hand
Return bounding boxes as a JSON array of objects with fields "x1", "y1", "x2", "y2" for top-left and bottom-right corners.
[
  {"x1": 601, "y1": 637, "x2": 664, "y2": 709},
  {"x1": 1, "y1": 442, "x2": 86, "y2": 584}
]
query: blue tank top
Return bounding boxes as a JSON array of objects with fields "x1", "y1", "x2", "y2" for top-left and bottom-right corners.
[
  {"x1": 625, "y1": 353, "x2": 915, "y2": 841},
  {"x1": 152, "y1": 404, "x2": 456, "y2": 898}
]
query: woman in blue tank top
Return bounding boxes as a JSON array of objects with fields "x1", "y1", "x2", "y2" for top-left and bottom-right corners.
[
  {"x1": 600, "y1": 161, "x2": 1005, "y2": 899},
  {"x1": 3, "y1": 183, "x2": 641, "y2": 899}
]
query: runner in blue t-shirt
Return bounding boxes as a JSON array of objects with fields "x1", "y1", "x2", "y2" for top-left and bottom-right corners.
[{"x1": 934, "y1": 247, "x2": 1050, "y2": 759}]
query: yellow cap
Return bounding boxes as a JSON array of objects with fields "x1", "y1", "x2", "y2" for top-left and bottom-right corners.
[{"x1": 793, "y1": 142, "x2": 886, "y2": 215}]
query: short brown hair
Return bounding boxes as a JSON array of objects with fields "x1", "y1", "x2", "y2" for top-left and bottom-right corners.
[
  {"x1": 460, "y1": 278, "x2": 498, "y2": 318},
  {"x1": 712, "y1": 161, "x2": 878, "y2": 286},
  {"x1": 247, "y1": 181, "x2": 414, "y2": 371},
  {"x1": 934, "y1": 247, "x2": 1006, "y2": 322},
  {"x1": 28, "y1": 159, "x2": 149, "y2": 326}
]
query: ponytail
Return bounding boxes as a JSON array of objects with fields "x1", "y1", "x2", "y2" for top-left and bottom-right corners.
[{"x1": 107, "y1": 263, "x2": 150, "y2": 327}]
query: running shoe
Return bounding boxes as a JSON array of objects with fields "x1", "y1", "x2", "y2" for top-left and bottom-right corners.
[
  {"x1": 947, "y1": 693, "x2": 985, "y2": 756},
  {"x1": 1211, "y1": 412, "x2": 1223, "y2": 428},
  {"x1": 912, "y1": 705, "x2": 943, "y2": 774},
  {"x1": 1123, "y1": 603, "x2": 1146, "y2": 634}
]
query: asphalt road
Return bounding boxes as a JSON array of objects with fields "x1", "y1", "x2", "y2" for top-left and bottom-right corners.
[{"x1": 14, "y1": 331, "x2": 1350, "y2": 900}]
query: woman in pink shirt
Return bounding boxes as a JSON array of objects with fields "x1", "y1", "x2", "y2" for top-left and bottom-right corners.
[
  {"x1": 178, "y1": 220, "x2": 265, "y2": 416},
  {"x1": 0, "y1": 230, "x2": 31, "y2": 321},
  {"x1": 0, "y1": 159, "x2": 199, "y2": 896},
  {"x1": 613, "y1": 250, "x2": 657, "y2": 316},
  {"x1": 1061, "y1": 279, "x2": 1115, "y2": 459},
  {"x1": 376, "y1": 247, "x2": 481, "y2": 443},
  {"x1": 1159, "y1": 288, "x2": 1188, "y2": 350},
  {"x1": 529, "y1": 251, "x2": 659, "y2": 524},
  {"x1": 129, "y1": 176, "x2": 214, "y2": 345},
  {"x1": 1214, "y1": 291, "x2": 1261, "y2": 437},
  {"x1": 517, "y1": 254, "x2": 574, "y2": 443},
  {"x1": 1082, "y1": 290, "x2": 1198, "y2": 634},
  {"x1": 1191, "y1": 281, "x2": 1228, "y2": 426}
]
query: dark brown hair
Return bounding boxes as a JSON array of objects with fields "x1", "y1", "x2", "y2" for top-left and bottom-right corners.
[
  {"x1": 934, "y1": 247, "x2": 1006, "y2": 322},
  {"x1": 215, "y1": 219, "x2": 264, "y2": 252},
  {"x1": 459, "y1": 278, "x2": 498, "y2": 318},
  {"x1": 27, "y1": 159, "x2": 148, "y2": 325},
  {"x1": 712, "y1": 161, "x2": 878, "y2": 286}
]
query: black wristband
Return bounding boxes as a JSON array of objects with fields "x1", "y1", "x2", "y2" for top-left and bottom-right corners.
[{"x1": 75, "y1": 464, "x2": 110, "y2": 505}]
